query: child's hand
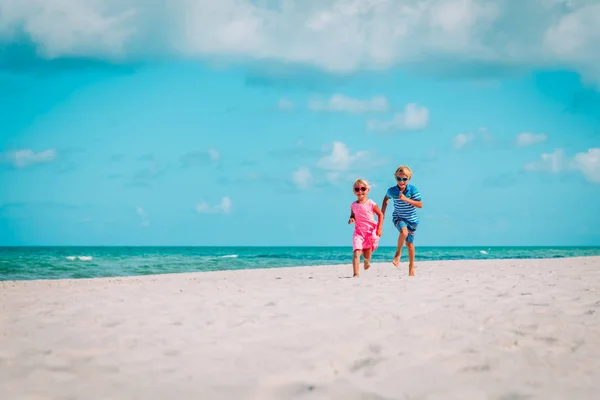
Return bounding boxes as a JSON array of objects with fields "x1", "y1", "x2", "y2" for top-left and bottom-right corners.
[
  {"x1": 399, "y1": 192, "x2": 408, "y2": 201},
  {"x1": 376, "y1": 228, "x2": 383, "y2": 237},
  {"x1": 348, "y1": 218, "x2": 355, "y2": 224}
]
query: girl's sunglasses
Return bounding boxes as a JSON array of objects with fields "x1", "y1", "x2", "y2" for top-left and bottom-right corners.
[
  {"x1": 396, "y1": 176, "x2": 408, "y2": 182},
  {"x1": 354, "y1": 187, "x2": 367, "y2": 192}
]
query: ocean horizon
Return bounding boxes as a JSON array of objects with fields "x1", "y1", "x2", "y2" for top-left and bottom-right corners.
[{"x1": 2, "y1": 245, "x2": 600, "y2": 281}]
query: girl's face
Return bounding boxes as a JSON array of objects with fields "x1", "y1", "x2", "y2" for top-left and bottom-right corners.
[
  {"x1": 396, "y1": 173, "x2": 409, "y2": 190},
  {"x1": 353, "y1": 185, "x2": 369, "y2": 200}
]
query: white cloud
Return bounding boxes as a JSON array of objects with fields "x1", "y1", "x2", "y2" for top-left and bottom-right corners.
[
  {"x1": 308, "y1": 94, "x2": 388, "y2": 113},
  {"x1": 524, "y1": 148, "x2": 600, "y2": 183},
  {"x1": 278, "y1": 98, "x2": 294, "y2": 110},
  {"x1": 543, "y1": 3, "x2": 600, "y2": 82},
  {"x1": 453, "y1": 133, "x2": 475, "y2": 149},
  {"x1": 316, "y1": 141, "x2": 369, "y2": 171},
  {"x1": 452, "y1": 127, "x2": 495, "y2": 149},
  {"x1": 516, "y1": 132, "x2": 548, "y2": 147},
  {"x1": 1, "y1": 148, "x2": 57, "y2": 168},
  {"x1": 367, "y1": 103, "x2": 429, "y2": 132},
  {"x1": 292, "y1": 166, "x2": 312, "y2": 189},
  {"x1": 524, "y1": 148, "x2": 565, "y2": 173},
  {"x1": 572, "y1": 148, "x2": 600, "y2": 183},
  {"x1": 136, "y1": 206, "x2": 149, "y2": 227},
  {"x1": 195, "y1": 202, "x2": 211, "y2": 213},
  {"x1": 4, "y1": 1, "x2": 600, "y2": 83},
  {"x1": 196, "y1": 196, "x2": 232, "y2": 214},
  {"x1": 218, "y1": 196, "x2": 232, "y2": 213},
  {"x1": 0, "y1": 0, "x2": 137, "y2": 59},
  {"x1": 208, "y1": 148, "x2": 220, "y2": 160}
]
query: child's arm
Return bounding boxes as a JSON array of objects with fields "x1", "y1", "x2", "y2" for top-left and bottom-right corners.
[
  {"x1": 381, "y1": 194, "x2": 390, "y2": 215},
  {"x1": 348, "y1": 207, "x2": 355, "y2": 224},
  {"x1": 400, "y1": 194, "x2": 422, "y2": 208},
  {"x1": 399, "y1": 188, "x2": 423, "y2": 208},
  {"x1": 373, "y1": 204, "x2": 384, "y2": 236}
]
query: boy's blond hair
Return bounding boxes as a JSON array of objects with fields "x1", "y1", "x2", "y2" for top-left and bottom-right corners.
[
  {"x1": 394, "y1": 165, "x2": 413, "y2": 179},
  {"x1": 352, "y1": 178, "x2": 370, "y2": 188}
]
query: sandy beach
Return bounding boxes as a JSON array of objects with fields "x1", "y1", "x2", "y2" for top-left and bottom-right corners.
[{"x1": 2, "y1": 256, "x2": 600, "y2": 400}]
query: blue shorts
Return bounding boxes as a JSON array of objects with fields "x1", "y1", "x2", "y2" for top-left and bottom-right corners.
[{"x1": 395, "y1": 219, "x2": 418, "y2": 243}]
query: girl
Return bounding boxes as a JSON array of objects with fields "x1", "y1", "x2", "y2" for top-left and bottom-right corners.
[{"x1": 348, "y1": 179, "x2": 384, "y2": 277}]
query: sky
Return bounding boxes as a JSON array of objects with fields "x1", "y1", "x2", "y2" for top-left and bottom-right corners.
[{"x1": 1, "y1": 0, "x2": 600, "y2": 247}]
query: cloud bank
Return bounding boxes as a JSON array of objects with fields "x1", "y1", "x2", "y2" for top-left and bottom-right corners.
[
  {"x1": 2, "y1": 0, "x2": 600, "y2": 81},
  {"x1": 525, "y1": 147, "x2": 600, "y2": 183}
]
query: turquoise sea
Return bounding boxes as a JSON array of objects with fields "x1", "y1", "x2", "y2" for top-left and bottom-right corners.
[{"x1": 1, "y1": 246, "x2": 600, "y2": 281}]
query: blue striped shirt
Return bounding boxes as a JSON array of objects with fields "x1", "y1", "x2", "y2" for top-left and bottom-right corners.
[{"x1": 386, "y1": 184, "x2": 421, "y2": 224}]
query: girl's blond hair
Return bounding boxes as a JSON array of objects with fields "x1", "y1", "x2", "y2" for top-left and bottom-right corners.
[
  {"x1": 352, "y1": 178, "x2": 370, "y2": 188},
  {"x1": 394, "y1": 165, "x2": 413, "y2": 179}
]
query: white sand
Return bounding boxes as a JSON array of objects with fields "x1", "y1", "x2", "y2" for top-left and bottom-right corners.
[{"x1": 2, "y1": 257, "x2": 600, "y2": 400}]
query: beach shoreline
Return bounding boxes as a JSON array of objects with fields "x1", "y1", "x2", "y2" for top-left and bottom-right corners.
[
  {"x1": 2, "y1": 254, "x2": 599, "y2": 284},
  {"x1": 2, "y1": 256, "x2": 600, "y2": 399},
  {"x1": 3, "y1": 246, "x2": 600, "y2": 282}
]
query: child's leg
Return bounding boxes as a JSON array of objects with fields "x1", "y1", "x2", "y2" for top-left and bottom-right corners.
[
  {"x1": 353, "y1": 250, "x2": 362, "y2": 277},
  {"x1": 392, "y1": 224, "x2": 408, "y2": 267},
  {"x1": 352, "y1": 234, "x2": 365, "y2": 277},
  {"x1": 363, "y1": 248, "x2": 372, "y2": 270},
  {"x1": 406, "y1": 224, "x2": 417, "y2": 276},
  {"x1": 406, "y1": 242, "x2": 415, "y2": 276}
]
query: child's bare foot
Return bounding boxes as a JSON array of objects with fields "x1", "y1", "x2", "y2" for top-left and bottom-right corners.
[
  {"x1": 353, "y1": 274, "x2": 360, "y2": 278},
  {"x1": 409, "y1": 264, "x2": 415, "y2": 276},
  {"x1": 364, "y1": 260, "x2": 371, "y2": 270},
  {"x1": 392, "y1": 254, "x2": 401, "y2": 267}
]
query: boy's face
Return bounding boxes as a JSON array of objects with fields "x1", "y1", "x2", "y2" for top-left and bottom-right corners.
[
  {"x1": 395, "y1": 173, "x2": 410, "y2": 190},
  {"x1": 353, "y1": 185, "x2": 369, "y2": 200}
]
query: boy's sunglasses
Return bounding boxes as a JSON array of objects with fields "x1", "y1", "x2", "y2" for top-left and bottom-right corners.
[
  {"x1": 354, "y1": 187, "x2": 367, "y2": 192},
  {"x1": 396, "y1": 176, "x2": 408, "y2": 182}
]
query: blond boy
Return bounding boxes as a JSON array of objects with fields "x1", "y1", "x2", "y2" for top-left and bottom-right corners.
[{"x1": 381, "y1": 166, "x2": 422, "y2": 276}]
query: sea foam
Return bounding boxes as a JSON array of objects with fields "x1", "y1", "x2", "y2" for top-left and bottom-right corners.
[{"x1": 66, "y1": 256, "x2": 93, "y2": 261}]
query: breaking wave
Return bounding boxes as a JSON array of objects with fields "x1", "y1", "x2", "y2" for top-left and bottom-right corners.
[{"x1": 66, "y1": 256, "x2": 93, "y2": 261}]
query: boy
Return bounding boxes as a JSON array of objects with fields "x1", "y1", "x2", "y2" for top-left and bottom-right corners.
[{"x1": 381, "y1": 165, "x2": 422, "y2": 276}]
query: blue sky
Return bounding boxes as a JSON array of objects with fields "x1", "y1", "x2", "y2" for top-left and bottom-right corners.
[{"x1": 1, "y1": 0, "x2": 600, "y2": 246}]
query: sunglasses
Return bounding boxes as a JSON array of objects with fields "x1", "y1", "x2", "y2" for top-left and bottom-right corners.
[
  {"x1": 354, "y1": 187, "x2": 367, "y2": 192},
  {"x1": 396, "y1": 176, "x2": 408, "y2": 182}
]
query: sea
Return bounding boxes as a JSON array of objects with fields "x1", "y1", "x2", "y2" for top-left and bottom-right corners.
[{"x1": 1, "y1": 246, "x2": 600, "y2": 281}]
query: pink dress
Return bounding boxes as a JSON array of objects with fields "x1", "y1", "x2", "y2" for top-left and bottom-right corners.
[{"x1": 351, "y1": 199, "x2": 380, "y2": 251}]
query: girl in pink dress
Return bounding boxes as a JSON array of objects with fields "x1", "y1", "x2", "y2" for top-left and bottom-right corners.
[{"x1": 348, "y1": 179, "x2": 384, "y2": 277}]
